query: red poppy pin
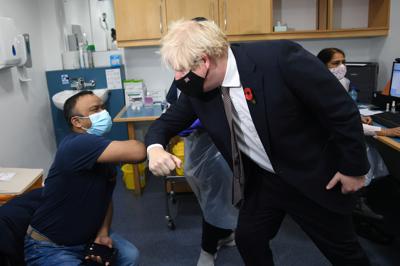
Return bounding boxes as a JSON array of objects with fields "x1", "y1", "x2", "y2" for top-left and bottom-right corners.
[{"x1": 244, "y1": 87, "x2": 256, "y2": 104}]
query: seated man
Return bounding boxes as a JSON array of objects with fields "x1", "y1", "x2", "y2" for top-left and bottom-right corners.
[{"x1": 24, "y1": 91, "x2": 146, "y2": 266}]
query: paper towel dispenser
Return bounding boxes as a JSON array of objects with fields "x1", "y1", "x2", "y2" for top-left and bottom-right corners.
[{"x1": 0, "y1": 17, "x2": 30, "y2": 69}]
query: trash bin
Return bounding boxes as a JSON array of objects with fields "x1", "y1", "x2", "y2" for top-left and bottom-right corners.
[
  {"x1": 121, "y1": 163, "x2": 146, "y2": 190},
  {"x1": 171, "y1": 140, "x2": 184, "y2": 176}
]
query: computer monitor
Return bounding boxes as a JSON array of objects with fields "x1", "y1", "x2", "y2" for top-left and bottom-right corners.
[{"x1": 389, "y1": 62, "x2": 400, "y2": 97}]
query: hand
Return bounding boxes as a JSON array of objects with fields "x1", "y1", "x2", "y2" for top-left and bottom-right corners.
[
  {"x1": 148, "y1": 147, "x2": 182, "y2": 176},
  {"x1": 326, "y1": 172, "x2": 365, "y2": 194},
  {"x1": 85, "y1": 236, "x2": 113, "y2": 265},
  {"x1": 94, "y1": 235, "x2": 113, "y2": 248},
  {"x1": 361, "y1": 116, "x2": 373, "y2": 125},
  {"x1": 380, "y1": 127, "x2": 400, "y2": 137}
]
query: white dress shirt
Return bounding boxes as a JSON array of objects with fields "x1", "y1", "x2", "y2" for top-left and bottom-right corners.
[
  {"x1": 363, "y1": 124, "x2": 381, "y2": 136},
  {"x1": 221, "y1": 48, "x2": 275, "y2": 173}
]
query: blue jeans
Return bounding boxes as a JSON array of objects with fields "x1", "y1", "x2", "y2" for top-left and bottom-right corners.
[{"x1": 24, "y1": 232, "x2": 139, "y2": 266}]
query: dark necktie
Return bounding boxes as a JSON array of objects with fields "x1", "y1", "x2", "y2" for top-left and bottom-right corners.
[{"x1": 221, "y1": 86, "x2": 244, "y2": 206}]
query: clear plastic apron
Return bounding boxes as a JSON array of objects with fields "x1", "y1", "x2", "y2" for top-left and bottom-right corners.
[
  {"x1": 184, "y1": 130, "x2": 238, "y2": 229},
  {"x1": 365, "y1": 142, "x2": 389, "y2": 186}
]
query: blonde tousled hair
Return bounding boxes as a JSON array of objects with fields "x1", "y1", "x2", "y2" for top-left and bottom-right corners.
[{"x1": 160, "y1": 20, "x2": 229, "y2": 71}]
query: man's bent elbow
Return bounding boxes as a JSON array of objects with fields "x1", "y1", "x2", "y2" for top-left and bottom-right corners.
[{"x1": 128, "y1": 140, "x2": 147, "y2": 163}]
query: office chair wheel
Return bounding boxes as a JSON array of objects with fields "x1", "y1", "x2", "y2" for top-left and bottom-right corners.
[{"x1": 167, "y1": 220, "x2": 176, "y2": 230}]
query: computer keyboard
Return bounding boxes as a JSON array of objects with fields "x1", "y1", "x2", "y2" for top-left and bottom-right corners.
[{"x1": 372, "y1": 112, "x2": 400, "y2": 128}]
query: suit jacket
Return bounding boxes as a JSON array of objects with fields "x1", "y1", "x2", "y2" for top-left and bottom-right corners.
[
  {"x1": 145, "y1": 40, "x2": 369, "y2": 214},
  {"x1": 0, "y1": 188, "x2": 43, "y2": 264}
]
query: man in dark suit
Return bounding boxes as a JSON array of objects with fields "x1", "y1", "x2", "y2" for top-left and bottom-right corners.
[{"x1": 145, "y1": 20, "x2": 370, "y2": 265}]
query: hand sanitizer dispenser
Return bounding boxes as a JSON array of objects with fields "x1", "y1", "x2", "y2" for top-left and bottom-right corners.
[{"x1": 0, "y1": 17, "x2": 29, "y2": 69}]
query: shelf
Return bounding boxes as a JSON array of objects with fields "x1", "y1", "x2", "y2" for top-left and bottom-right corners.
[
  {"x1": 273, "y1": 0, "x2": 318, "y2": 31},
  {"x1": 227, "y1": 27, "x2": 388, "y2": 42}
]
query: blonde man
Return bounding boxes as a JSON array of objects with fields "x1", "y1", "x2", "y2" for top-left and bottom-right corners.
[{"x1": 146, "y1": 20, "x2": 371, "y2": 266}]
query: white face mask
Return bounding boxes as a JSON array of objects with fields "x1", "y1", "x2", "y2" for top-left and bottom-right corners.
[{"x1": 329, "y1": 64, "x2": 347, "y2": 80}]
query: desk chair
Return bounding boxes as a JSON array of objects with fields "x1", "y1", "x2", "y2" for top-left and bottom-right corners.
[
  {"x1": 164, "y1": 136, "x2": 192, "y2": 230},
  {"x1": 354, "y1": 137, "x2": 400, "y2": 244}
]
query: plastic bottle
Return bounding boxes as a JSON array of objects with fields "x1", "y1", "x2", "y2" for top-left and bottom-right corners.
[
  {"x1": 78, "y1": 42, "x2": 86, "y2": 68},
  {"x1": 349, "y1": 85, "x2": 358, "y2": 102},
  {"x1": 391, "y1": 100, "x2": 396, "y2": 113},
  {"x1": 80, "y1": 33, "x2": 90, "y2": 68},
  {"x1": 144, "y1": 92, "x2": 153, "y2": 107},
  {"x1": 86, "y1": 44, "x2": 95, "y2": 68}
]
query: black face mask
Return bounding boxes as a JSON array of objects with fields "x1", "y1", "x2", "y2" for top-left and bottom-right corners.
[{"x1": 175, "y1": 71, "x2": 206, "y2": 98}]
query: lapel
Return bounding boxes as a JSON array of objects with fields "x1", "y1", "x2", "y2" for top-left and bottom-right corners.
[{"x1": 230, "y1": 44, "x2": 272, "y2": 157}]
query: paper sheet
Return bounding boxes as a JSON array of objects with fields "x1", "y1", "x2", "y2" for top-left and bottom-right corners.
[
  {"x1": 359, "y1": 109, "x2": 384, "y2": 116},
  {"x1": 105, "y1": 68, "x2": 122, "y2": 90},
  {"x1": 0, "y1": 172, "x2": 16, "y2": 181}
]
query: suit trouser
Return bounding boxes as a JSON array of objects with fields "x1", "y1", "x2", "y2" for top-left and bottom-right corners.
[
  {"x1": 235, "y1": 156, "x2": 371, "y2": 266},
  {"x1": 201, "y1": 218, "x2": 233, "y2": 254}
]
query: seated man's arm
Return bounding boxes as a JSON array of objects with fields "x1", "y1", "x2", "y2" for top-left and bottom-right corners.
[
  {"x1": 97, "y1": 140, "x2": 146, "y2": 163},
  {"x1": 95, "y1": 201, "x2": 113, "y2": 246},
  {"x1": 85, "y1": 202, "x2": 113, "y2": 264},
  {"x1": 376, "y1": 127, "x2": 400, "y2": 137}
]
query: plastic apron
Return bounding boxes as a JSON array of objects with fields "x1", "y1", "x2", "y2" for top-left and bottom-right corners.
[
  {"x1": 184, "y1": 129, "x2": 238, "y2": 229},
  {"x1": 365, "y1": 142, "x2": 389, "y2": 186}
]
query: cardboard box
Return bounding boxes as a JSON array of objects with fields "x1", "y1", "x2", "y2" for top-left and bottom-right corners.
[{"x1": 124, "y1": 79, "x2": 144, "y2": 108}]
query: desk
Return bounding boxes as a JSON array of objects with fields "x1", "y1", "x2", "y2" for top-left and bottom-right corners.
[
  {"x1": 374, "y1": 135, "x2": 400, "y2": 152},
  {"x1": 114, "y1": 105, "x2": 162, "y2": 195},
  {"x1": 367, "y1": 123, "x2": 400, "y2": 180},
  {"x1": 0, "y1": 168, "x2": 43, "y2": 205}
]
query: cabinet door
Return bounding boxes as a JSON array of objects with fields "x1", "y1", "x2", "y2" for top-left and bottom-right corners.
[
  {"x1": 114, "y1": 0, "x2": 166, "y2": 41},
  {"x1": 165, "y1": 0, "x2": 219, "y2": 25},
  {"x1": 220, "y1": 0, "x2": 272, "y2": 35}
]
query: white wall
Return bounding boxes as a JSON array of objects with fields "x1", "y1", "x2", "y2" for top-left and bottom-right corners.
[
  {"x1": 333, "y1": 0, "x2": 369, "y2": 29},
  {"x1": 63, "y1": 0, "x2": 92, "y2": 42},
  {"x1": 0, "y1": 0, "x2": 57, "y2": 173},
  {"x1": 123, "y1": 46, "x2": 174, "y2": 100},
  {"x1": 40, "y1": 0, "x2": 64, "y2": 71},
  {"x1": 89, "y1": 0, "x2": 116, "y2": 51},
  {"x1": 121, "y1": 38, "x2": 377, "y2": 96},
  {"x1": 299, "y1": 38, "x2": 375, "y2": 61},
  {"x1": 369, "y1": 0, "x2": 400, "y2": 90},
  {"x1": 274, "y1": 0, "x2": 317, "y2": 31}
]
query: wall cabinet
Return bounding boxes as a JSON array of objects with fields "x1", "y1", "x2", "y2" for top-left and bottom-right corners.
[
  {"x1": 165, "y1": 0, "x2": 219, "y2": 26},
  {"x1": 219, "y1": 0, "x2": 272, "y2": 36},
  {"x1": 114, "y1": 0, "x2": 167, "y2": 47},
  {"x1": 114, "y1": 0, "x2": 390, "y2": 47}
]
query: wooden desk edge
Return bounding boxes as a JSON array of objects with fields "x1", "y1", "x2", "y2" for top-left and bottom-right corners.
[
  {"x1": 114, "y1": 116, "x2": 159, "y2": 122},
  {"x1": 113, "y1": 105, "x2": 128, "y2": 122},
  {"x1": 0, "y1": 173, "x2": 43, "y2": 204},
  {"x1": 375, "y1": 136, "x2": 400, "y2": 152}
]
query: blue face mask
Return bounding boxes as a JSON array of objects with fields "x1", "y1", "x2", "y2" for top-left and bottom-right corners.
[{"x1": 81, "y1": 110, "x2": 112, "y2": 136}]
